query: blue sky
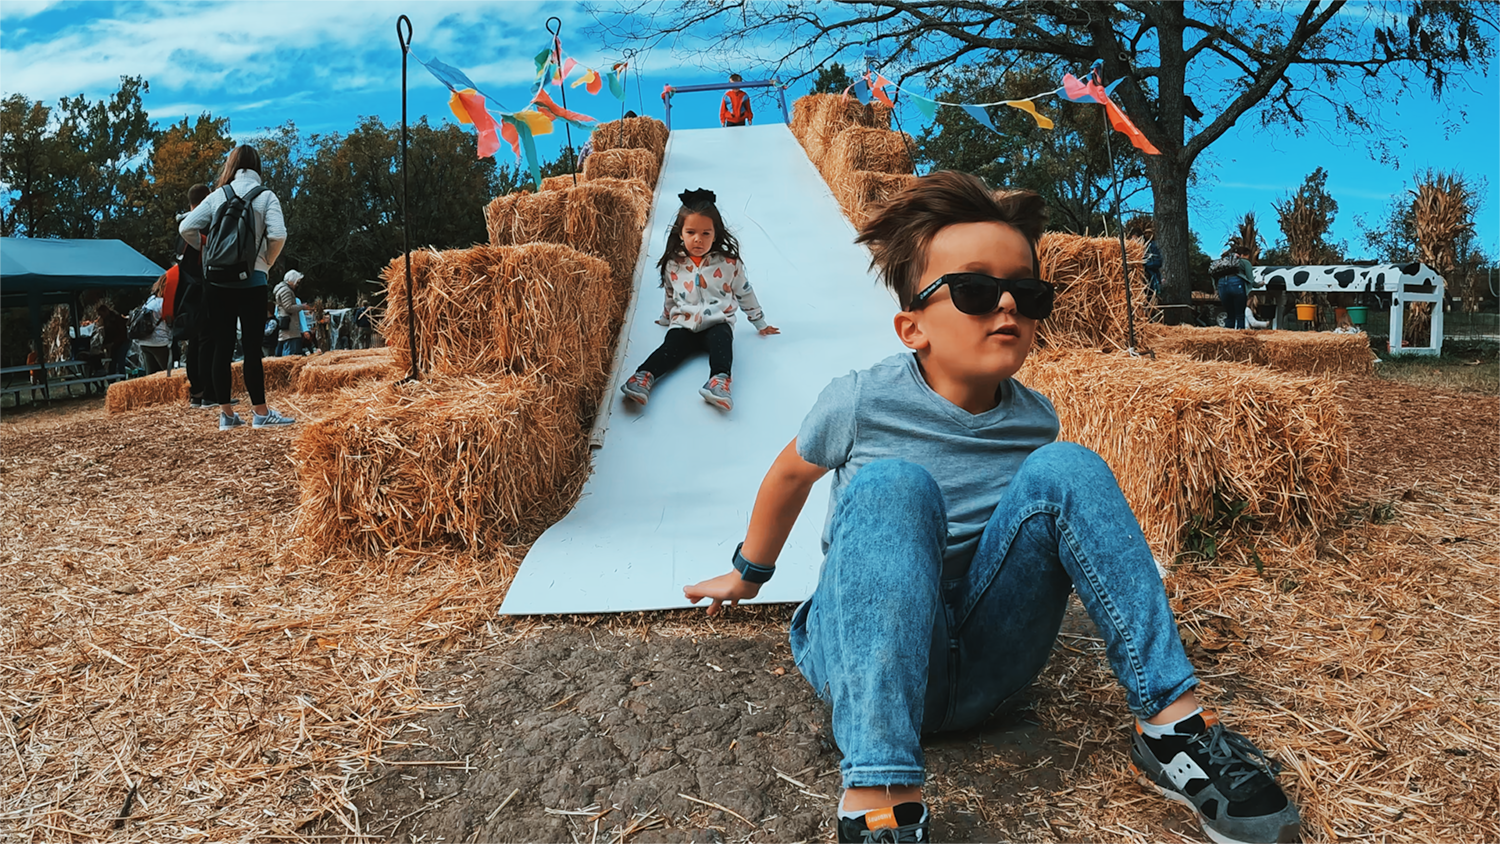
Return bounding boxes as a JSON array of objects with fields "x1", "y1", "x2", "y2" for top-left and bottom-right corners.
[{"x1": 2, "y1": 0, "x2": 1495, "y2": 261}]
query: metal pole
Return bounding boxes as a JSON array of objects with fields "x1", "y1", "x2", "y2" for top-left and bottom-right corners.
[
  {"x1": 1104, "y1": 126, "x2": 1140, "y2": 354},
  {"x1": 546, "y1": 17, "x2": 578, "y2": 186},
  {"x1": 397, "y1": 15, "x2": 418, "y2": 382}
]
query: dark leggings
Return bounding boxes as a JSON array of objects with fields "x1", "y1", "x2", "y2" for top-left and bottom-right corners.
[
  {"x1": 1218, "y1": 278, "x2": 1248, "y2": 329},
  {"x1": 207, "y1": 281, "x2": 266, "y2": 406},
  {"x1": 638, "y1": 323, "x2": 733, "y2": 379}
]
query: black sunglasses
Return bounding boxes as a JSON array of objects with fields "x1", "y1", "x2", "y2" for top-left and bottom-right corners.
[{"x1": 909, "y1": 273, "x2": 1055, "y2": 320}]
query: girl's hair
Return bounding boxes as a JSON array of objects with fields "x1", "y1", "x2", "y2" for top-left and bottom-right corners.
[
  {"x1": 656, "y1": 189, "x2": 742, "y2": 285},
  {"x1": 151, "y1": 272, "x2": 167, "y2": 297},
  {"x1": 216, "y1": 145, "x2": 263, "y2": 188}
]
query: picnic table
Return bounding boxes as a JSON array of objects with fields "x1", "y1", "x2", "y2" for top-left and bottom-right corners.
[{"x1": 1, "y1": 359, "x2": 124, "y2": 407}]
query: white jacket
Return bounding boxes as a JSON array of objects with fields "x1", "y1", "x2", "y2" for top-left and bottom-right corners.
[
  {"x1": 178, "y1": 169, "x2": 286, "y2": 276},
  {"x1": 657, "y1": 252, "x2": 767, "y2": 332}
]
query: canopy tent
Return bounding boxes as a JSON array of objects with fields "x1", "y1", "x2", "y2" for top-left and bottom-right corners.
[{"x1": 1, "y1": 237, "x2": 164, "y2": 399}]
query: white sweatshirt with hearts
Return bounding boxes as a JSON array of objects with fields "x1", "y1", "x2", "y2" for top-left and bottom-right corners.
[{"x1": 657, "y1": 252, "x2": 768, "y2": 332}]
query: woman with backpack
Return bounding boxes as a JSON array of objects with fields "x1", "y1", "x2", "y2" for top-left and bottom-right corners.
[
  {"x1": 138, "y1": 273, "x2": 174, "y2": 375},
  {"x1": 1210, "y1": 248, "x2": 1251, "y2": 330},
  {"x1": 179, "y1": 144, "x2": 295, "y2": 430}
]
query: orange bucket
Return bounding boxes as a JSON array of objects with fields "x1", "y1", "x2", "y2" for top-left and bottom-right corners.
[{"x1": 1295, "y1": 303, "x2": 1317, "y2": 321}]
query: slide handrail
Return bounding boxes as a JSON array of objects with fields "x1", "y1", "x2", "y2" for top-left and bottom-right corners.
[{"x1": 661, "y1": 79, "x2": 789, "y2": 130}]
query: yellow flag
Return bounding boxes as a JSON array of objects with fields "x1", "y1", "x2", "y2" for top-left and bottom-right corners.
[
  {"x1": 1003, "y1": 100, "x2": 1054, "y2": 130},
  {"x1": 449, "y1": 90, "x2": 475, "y2": 124},
  {"x1": 510, "y1": 109, "x2": 554, "y2": 136}
]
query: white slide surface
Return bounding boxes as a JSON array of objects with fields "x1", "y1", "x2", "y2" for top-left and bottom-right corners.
[{"x1": 501, "y1": 123, "x2": 905, "y2": 615}]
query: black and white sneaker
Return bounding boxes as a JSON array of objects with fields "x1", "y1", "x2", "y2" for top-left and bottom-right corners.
[
  {"x1": 836, "y1": 802, "x2": 929, "y2": 843},
  {"x1": 1131, "y1": 712, "x2": 1301, "y2": 844}
]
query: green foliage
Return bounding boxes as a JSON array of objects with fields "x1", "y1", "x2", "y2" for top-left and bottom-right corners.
[
  {"x1": 912, "y1": 61, "x2": 1150, "y2": 235},
  {"x1": 810, "y1": 62, "x2": 854, "y2": 94},
  {"x1": 1179, "y1": 489, "x2": 1253, "y2": 563}
]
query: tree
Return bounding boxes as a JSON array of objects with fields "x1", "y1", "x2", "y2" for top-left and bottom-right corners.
[
  {"x1": 811, "y1": 62, "x2": 855, "y2": 94},
  {"x1": 0, "y1": 94, "x2": 59, "y2": 237},
  {"x1": 592, "y1": 1, "x2": 1495, "y2": 323},
  {"x1": 914, "y1": 61, "x2": 1151, "y2": 235},
  {"x1": 129, "y1": 113, "x2": 234, "y2": 266}
]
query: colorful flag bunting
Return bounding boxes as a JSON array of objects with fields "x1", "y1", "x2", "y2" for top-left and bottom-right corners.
[
  {"x1": 960, "y1": 104, "x2": 996, "y2": 131},
  {"x1": 608, "y1": 63, "x2": 628, "y2": 101},
  {"x1": 908, "y1": 92, "x2": 939, "y2": 119},
  {"x1": 572, "y1": 68, "x2": 603, "y2": 95},
  {"x1": 1002, "y1": 100, "x2": 1055, "y2": 129}
]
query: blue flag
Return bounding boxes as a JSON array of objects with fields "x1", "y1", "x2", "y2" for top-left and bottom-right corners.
[
  {"x1": 961, "y1": 104, "x2": 996, "y2": 131},
  {"x1": 851, "y1": 78, "x2": 872, "y2": 105},
  {"x1": 422, "y1": 58, "x2": 478, "y2": 94}
]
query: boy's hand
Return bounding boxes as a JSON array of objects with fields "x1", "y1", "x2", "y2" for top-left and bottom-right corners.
[
  {"x1": 758, "y1": 325, "x2": 781, "y2": 336},
  {"x1": 684, "y1": 570, "x2": 761, "y2": 615}
]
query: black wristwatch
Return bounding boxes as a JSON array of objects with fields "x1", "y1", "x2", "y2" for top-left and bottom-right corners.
[{"x1": 732, "y1": 542, "x2": 775, "y2": 584}]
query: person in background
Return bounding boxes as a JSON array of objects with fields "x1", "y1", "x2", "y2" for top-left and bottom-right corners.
[
  {"x1": 139, "y1": 273, "x2": 174, "y2": 375},
  {"x1": 179, "y1": 143, "x2": 295, "y2": 430},
  {"x1": 1217, "y1": 248, "x2": 1250, "y2": 330},
  {"x1": 274, "y1": 270, "x2": 311, "y2": 357},
  {"x1": 174, "y1": 183, "x2": 218, "y2": 407},
  {"x1": 95, "y1": 302, "x2": 131, "y2": 377},
  {"x1": 720, "y1": 73, "x2": 753, "y2": 127}
]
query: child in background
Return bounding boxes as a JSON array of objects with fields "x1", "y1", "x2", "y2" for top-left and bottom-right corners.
[
  {"x1": 683, "y1": 171, "x2": 1301, "y2": 844},
  {"x1": 621, "y1": 188, "x2": 778, "y2": 411},
  {"x1": 721, "y1": 74, "x2": 753, "y2": 127}
]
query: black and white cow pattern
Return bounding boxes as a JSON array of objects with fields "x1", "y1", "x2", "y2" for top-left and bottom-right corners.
[{"x1": 1253, "y1": 262, "x2": 1444, "y2": 294}]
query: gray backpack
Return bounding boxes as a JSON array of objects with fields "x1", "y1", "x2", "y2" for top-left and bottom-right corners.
[{"x1": 202, "y1": 185, "x2": 268, "y2": 284}]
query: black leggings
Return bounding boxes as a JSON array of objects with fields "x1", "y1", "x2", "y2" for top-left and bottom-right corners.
[
  {"x1": 207, "y1": 282, "x2": 266, "y2": 406},
  {"x1": 638, "y1": 323, "x2": 733, "y2": 379}
]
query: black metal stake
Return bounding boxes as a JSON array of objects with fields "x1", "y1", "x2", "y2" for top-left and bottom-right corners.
[
  {"x1": 397, "y1": 15, "x2": 418, "y2": 382},
  {"x1": 1104, "y1": 126, "x2": 1140, "y2": 354},
  {"x1": 546, "y1": 16, "x2": 578, "y2": 187}
]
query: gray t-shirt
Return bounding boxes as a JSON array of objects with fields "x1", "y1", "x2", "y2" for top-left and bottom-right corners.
[{"x1": 797, "y1": 353, "x2": 1060, "y2": 579}]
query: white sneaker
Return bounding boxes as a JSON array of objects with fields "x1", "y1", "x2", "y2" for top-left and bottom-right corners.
[{"x1": 252, "y1": 408, "x2": 296, "y2": 428}]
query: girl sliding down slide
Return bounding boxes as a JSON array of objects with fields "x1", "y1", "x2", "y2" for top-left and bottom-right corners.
[{"x1": 621, "y1": 188, "x2": 779, "y2": 412}]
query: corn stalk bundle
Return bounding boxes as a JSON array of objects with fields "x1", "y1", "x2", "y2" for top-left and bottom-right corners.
[
  {"x1": 1018, "y1": 349, "x2": 1348, "y2": 560},
  {"x1": 292, "y1": 373, "x2": 588, "y2": 558},
  {"x1": 1233, "y1": 212, "x2": 1262, "y2": 263},
  {"x1": 1412, "y1": 171, "x2": 1475, "y2": 327},
  {"x1": 1273, "y1": 196, "x2": 1327, "y2": 265},
  {"x1": 43, "y1": 305, "x2": 71, "y2": 362}
]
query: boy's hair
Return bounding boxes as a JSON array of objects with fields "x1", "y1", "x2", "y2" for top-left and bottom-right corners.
[
  {"x1": 729, "y1": 73, "x2": 743, "y2": 83},
  {"x1": 656, "y1": 190, "x2": 743, "y2": 285},
  {"x1": 856, "y1": 171, "x2": 1047, "y2": 310},
  {"x1": 187, "y1": 183, "x2": 211, "y2": 208}
]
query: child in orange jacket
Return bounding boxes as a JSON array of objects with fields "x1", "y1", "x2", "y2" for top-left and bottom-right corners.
[{"x1": 720, "y1": 73, "x2": 753, "y2": 127}]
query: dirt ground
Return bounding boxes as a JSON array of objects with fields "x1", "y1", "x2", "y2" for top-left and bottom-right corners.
[{"x1": 3, "y1": 374, "x2": 1497, "y2": 843}]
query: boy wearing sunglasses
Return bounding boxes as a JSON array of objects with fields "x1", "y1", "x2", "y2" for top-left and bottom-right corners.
[{"x1": 684, "y1": 171, "x2": 1300, "y2": 844}]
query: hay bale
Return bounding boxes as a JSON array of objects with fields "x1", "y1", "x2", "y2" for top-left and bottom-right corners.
[
  {"x1": 1037, "y1": 233, "x2": 1151, "y2": 351},
  {"x1": 581, "y1": 147, "x2": 659, "y2": 188},
  {"x1": 837, "y1": 172, "x2": 918, "y2": 230},
  {"x1": 1144, "y1": 325, "x2": 1262, "y2": 366},
  {"x1": 262, "y1": 355, "x2": 302, "y2": 393},
  {"x1": 540, "y1": 175, "x2": 578, "y2": 192},
  {"x1": 1018, "y1": 349, "x2": 1348, "y2": 561},
  {"x1": 798, "y1": 94, "x2": 892, "y2": 166},
  {"x1": 1143, "y1": 325, "x2": 1375, "y2": 377},
  {"x1": 105, "y1": 371, "x2": 189, "y2": 415},
  {"x1": 295, "y1": 348, "x2": 397, "y2": 394},
  {"x1": 293, "y1": 373, "x2": 587, "y2": 558},
  {"x1": 1256, "y1": 331, "x2": 1375, "y2": 377},
  {"x1": 590, "y1": 116, "x2": 668, "y2": 164},
  {"x1": 484, "y1": 181, "x2": 646, "y2": 301},
  {"x1": 824, "y1": 126, "x2": 914, "y2": 176},
  {"x1": 379, "y1": 243, "x2": 617, "y2": 408}
]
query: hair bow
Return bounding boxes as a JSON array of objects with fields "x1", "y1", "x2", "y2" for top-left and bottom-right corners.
[{"x1": 679, "y1": 188, "x2": 717, "y2": 207}]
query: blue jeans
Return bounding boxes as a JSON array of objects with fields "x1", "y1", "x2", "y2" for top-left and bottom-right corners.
[
  {"x1": 789, "y1": 444, "x2": 1198, "y2": 788},
  {"x1": 276, "y1": 337, "x2": 304, "y2": 357},
  {"x1": 1218, "y1": 278, "x2": 1248, "y2": 329}
]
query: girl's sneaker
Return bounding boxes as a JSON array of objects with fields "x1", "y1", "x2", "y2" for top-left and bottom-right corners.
[
  {"x1": 620, "y1": 371, "x2": 655, "y2": 405},
  {"x1": 1130, "y1": 712, "x2": 1301, "y2": 844},
  {"x1": 699, "y1": 373, "x2": 732, "y2": 411},
  {"x1": 252, "y1": 408, "x2": 296, "y2": 428},
  {"x1": 218, "y1": 412, "x2": 245, "y2": 431},
  {"x1": 837, "y1": 802, "x2": 929, "y2": 842}
]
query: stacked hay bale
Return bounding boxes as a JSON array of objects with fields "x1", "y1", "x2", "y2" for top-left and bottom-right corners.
[
  {"x1": 105, "y1": 371, "x2": 190, "y2": 414},
  {"x1": 1020, "y1": 349, "x2": 1348, "y2": 561},
  {"x1": 788, "y1": 93, "x2": 914, "y2": 229},
  {"x1": 298, "y1": 118, "x2": 667, "y2": 558},
  {"x1": 295, "y1": 348, "x2": 398, "y2": 395},
  {"x1": 1145, "y1": 325, "x2": 1375, "y2": 378},
  {"x1": 1036, "y1": 233, "x2": 1151, "y2": 351},
  {"x1": 294, "y1": 374, "x2": 585, "y2": 557}
]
